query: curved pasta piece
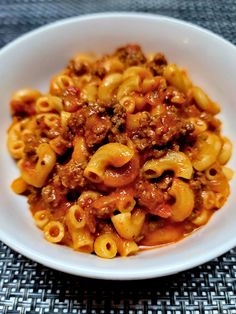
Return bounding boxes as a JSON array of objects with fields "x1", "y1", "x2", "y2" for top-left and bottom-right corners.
[
  {"x1": 222, "y1": 166, "x2": 234, "y2": 181},
  {"x1": 70, "y1": 227, "x2": 94, "y2": 253},
  {"x1": 44, "y1": 221, "x2": 65, "y2": 243},
  {"x1": 98, "y1": 73, "x2": 123, "y2": 103},
  {"x1": 94, "y1": 233, "x2": 118, "y2": 258},
  {"x1": 116, "y1": 194, "x2": 136, "y2": 213},
  {"x1": 36, "y1": 95, "x2": 63, "y2": 113},
  {"x1": 72, "y1": 136, "x2": 89, "y2": 163},
  {"x1": 112, "y1": 232, "x2": 139, "y2": 257},
  {"x1": 7, "y1": 119, "x2": 30, "y2": 159},
  {"x1": 141, "y1": 224, "x2": 184, "y2": 246},
  {"x1": 102, "y1": 57, "x2": 124, "y2": 73},
  {"x1": 117, "y1": 75, "x2": 140, "y2": 100},
  {"x1": 11, "y1": 177, "x2": 28, "y2": 194},
  {"x1": 50, "y1": 74, "x2": 74, "y2": 96},
  {"x1": 71, "y1": 53, "x2": 95, "y2": 70},
  {"x1": 192, "y1": 131, "x2": 222, "y2": 171},
  {"x1": 218, "y1": 136, "x2": 232, "y2": 165},
  {"x1": 19, "y1": 143, "x2": 56, "y2": 188},
  {"x1": 81, "y1": 81, "x2": 98, "y2": 102},
  {"x1": 36, "y1": 113, "x2": 60, "y2": 129},
  {"x1": 78, "y1": 190, "x2": 101, "y2": 206},
  {"x1": 61, "y1": 111, "x2": 71, "y2": 127},
  {"x1": 119, "y1": 96, "x2": 136, "y2": 113},
  {"x1": 84, "y1": 143, "x2": 134, "y2": 184},
  {"x1": 10, "y1": 89, "x2": 41, "y2": 115},
  {"x1": 103, "y1": 153, "x2": 140, "y2": 187},
  {"x1": 142, "y1": 76, "x2": 167, "y2": 94},
  {"x1": 191, "y1": 209, "x2": 212, "y2": 226},
  {"x1": 192, "y1": 86, "x2": 220, "y2": 115},
  {"x1": 34, "y1": 210, "x2": 50, "y2": 229},
  {"x1": 93, "y1": 190, "x2": 136, "y2": 217},
  {"x1": 123, "y1": 66, "x2": 152, "y2": 80},
  {"x1": 201, "y1": 190, "x2": 216, "y2": 210},
  {"x1": 117, "y1": 239, "x2": 139, "y2": 257},
  {"x1": 187, "y1": 117, "x2": 207, "y2": 136},
  {"x1": 169, "y1": 178, "x2": 194, "y2": 222},
  {"x1": 126, "y1": 112, "x2": 149, "y2": 131},
  {"x1": 143, "y1": 151, "x2": 193, "y2": 179},
  {"x1": 163, "y1": 64, "x2": 192, "y2": 93},
  {"x1": 66, "y1": 205, "x2": 86, "y2": 229},
  {"x1": 72, "y1": 73, "x2": 91, "y2": 89},
  {"x1": 111, "y1": 209, "x2": 145, "y2": 240},
  {"x1": 11, "y1": 88, "x2": 41, "y2": 103}
]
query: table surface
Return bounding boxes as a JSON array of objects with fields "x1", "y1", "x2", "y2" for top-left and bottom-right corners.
[{"x1": 1, "y1": 1, "x2": 236, "y2": 313}]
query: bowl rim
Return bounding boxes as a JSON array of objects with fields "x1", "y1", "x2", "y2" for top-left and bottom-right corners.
[{"x1": 1, "y1": 12, "x2": 236, "y2": 280}]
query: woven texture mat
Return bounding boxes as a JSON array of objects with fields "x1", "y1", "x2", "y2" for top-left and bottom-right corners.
[{"x1": 1, "y1": 1, "x2": 236, "y2": 313}]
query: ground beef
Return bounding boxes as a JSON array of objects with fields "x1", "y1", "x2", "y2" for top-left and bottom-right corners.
[
  {"x1": 147, "y1": 52, "x2": 168, "y2": 76},
  {"x1": 128, "y1": 112, "x2": 156, "y2": 151},
  {"x1": 86, "y1": 102, "x2": 106, "y2": 115},
  {"x1": 66, "y1": 103, "x2": 110, "y2": 148},
  {"x1": 200, "y1": 112, "x2": 222, "y2": 131},
  {"x1": 189, "y1": 176, "x2": 204, "y2": 213},
  {"x1": 62, "y1": 86, "x2": 82, "y2": 112},
  {"x1": 135, "y1": 179, "x2": 165, "y2": 213},
  {"x1": 128, "y1": 107, "x2": 194, "y2": 150},
  {"x1": 35, "y1": 116, "x2": 60, "y2": 139},
  {"x1": 115, "y1": 44, "x2": 146, "y2": 67},
  {"x1": 35, "y1": 115, "x2": 48, "y2": 132},
  {"x1": 111, "y1": 104, "x2": 126, "y2": 128},
  {"x1": 155, "y1": 110, "x2": 193, "y2": 146},
  {"x1": 145, "y1": 90, "x2": 165, "y2": 107},
  {"x1": 41, "y1": 176, "x2": 67, "y2": 208},
  {"x1": 181, "y1": 103, "x2": 201, "y2": 118},
  {"x1": 164, "y1": 86, "x2": 186, "y2": 106},
  {"x1": 141, "y1": 148, "x2": 167, "y2": 163},
  {"x1": 11, "y1": 100, "x2": 36, "y2": 117},
  {"x1": 108, "y1": 132, "x2": 130, "y2": 145},
  {"x1": 23, "y1": 133, "x2": 39, "y2": 155},
  {"x1": 67, "y1": 110, "x2": 85, "y2": 135},
  {"x1": 50, "y1": 135, "x2": 71, "y2": 155},
  {"x1": 108, "y1": 104, "x2": 127, "y2": 142},
  {"x1": 155, "y1": 174, "x2": 173, "y2": 190},
  {"x1": 58, "y1": 160, "x2": 87, "y2": 190},
  {"x1": 92, "y1": 58, "x2": 107, "y2": 79},
  {"x1": 60, "y1": 128, "x2": 74, "y2": 148},
  {"x1": 68, "y1": 58, "x2": 91, "y2": 76},
  {"x1": 92, "y1": 195, "x2": 117, "y2": 219},
  {"x1": 27, "y1": 187, "x2": 41, "y2": 206},
  {"x1": 85, "y1": 114, "x2": 111, "y2": 148},
  {"x1": 84, "y1": 103, "x2": 110, "y2": 147}
]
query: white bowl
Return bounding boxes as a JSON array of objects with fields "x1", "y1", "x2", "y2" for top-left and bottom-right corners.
[{"x1": 0, "y1": 13, "x2": 235, "y2": 280}]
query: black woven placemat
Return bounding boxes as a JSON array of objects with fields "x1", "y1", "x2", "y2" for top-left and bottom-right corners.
[{"x1": 1, "y1": 1, "x2": 236, "y2": 313}]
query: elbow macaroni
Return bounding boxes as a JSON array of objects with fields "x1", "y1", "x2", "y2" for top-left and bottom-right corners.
[
  {"x1": 192, "y1": 131, "x2": 222, "y2": 171},
  {"x1": 84, "y1": 143, "x2": 134, "y2": 185},
  {"x1": 143, "y1": 151, "x2": 193, "y2": 179},
  {"x1": 36, "y1": 95, "x2": 63, "y2": 113},
  {"x1": 169, "y1": 179, "x2": 194, "y2": 222},
  {"x1": 19, "y1": 143, "x2": 56, "y2": 188},
  {"x1": 7, "y1": 45, "x2": 233, "y2": 258},
  {"x1": 111, "y1": 209, "x2": 145, "y2": 240},
  {"x1": 191, "y1": 86, "x2": 220, "y2": 115}
]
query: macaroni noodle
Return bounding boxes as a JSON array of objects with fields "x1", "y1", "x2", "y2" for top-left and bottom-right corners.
[{"x1": 7, "y1": 45, "x2": 233, "y2": 258}]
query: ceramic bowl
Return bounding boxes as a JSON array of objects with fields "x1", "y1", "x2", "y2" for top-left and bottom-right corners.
[{"x1": 0, "y1": 13, "x2": 235, "y2": 280}]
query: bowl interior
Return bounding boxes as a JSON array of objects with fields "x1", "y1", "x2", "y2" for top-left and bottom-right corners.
[{"x1": 0, "y1": 13, "x2": 235, "y2": 279}]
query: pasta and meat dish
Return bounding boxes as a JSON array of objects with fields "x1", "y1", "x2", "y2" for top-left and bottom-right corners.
[{"x1": 7, "y1": 45, "x2": 233, "y2": 258}]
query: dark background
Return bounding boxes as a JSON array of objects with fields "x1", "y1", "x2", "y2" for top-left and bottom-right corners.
[{"x1": 1, "y1": 1, "x2": 236, "y2": 313}]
